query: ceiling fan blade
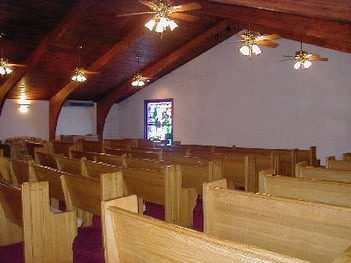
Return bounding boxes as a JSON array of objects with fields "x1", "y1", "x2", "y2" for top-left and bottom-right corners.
[
  {"x1": 170, "y1": 12, "x2": 198, "y2": 22},
  {"x1": 138, "y1": 0, "x2": 158, "y2": 10},
  {"x1": 83, "y1": 70, "x2": 99, "y2": 75},
  {"x1": 7, "y1": 63, "x2": 27, "y2": 67},
  {"x1": 256, "y1": 40, "x2": 279, "y2": 48},
  {"x1": 279, "y1": 58, "x2": 294, "y2": 62},
  {"x1": 116, "y1": 11, "x2": 155, "y2": 18},
  {"x1": 310, "y1": 57, "x2": 328, "y2": 62},
  {"x1": 172, "y1": 3, "x2": 202, "y2": 12},
  {"x1": 259, "y1": 34, "x2": 281, "y2": 40}
]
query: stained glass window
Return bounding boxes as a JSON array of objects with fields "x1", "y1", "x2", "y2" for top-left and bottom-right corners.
[{"x1": 145, "y1": 99, "x2": 173, "y2": 146}]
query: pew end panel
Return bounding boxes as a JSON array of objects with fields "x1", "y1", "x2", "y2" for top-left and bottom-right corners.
[
  {"x1": 0, "y1": 181, "x2": 77, "y2": 262},
  {"x1": 326, "y1": 156, "x2": 351, "y2": 171}
]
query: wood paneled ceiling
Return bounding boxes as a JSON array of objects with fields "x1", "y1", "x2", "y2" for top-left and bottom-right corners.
[{"x1": 0, "y1": 0, "x2": 350, "y2": 138}]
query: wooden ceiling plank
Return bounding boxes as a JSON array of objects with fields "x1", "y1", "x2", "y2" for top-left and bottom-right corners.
[
  {"x1": 49, "y1": 26, "x2": 145, "y2": 140},
  {"x1": 209, "y1": 0, "x2": 351, "y2": 22},
  {"x1": 96, "y1": 19, "x2": 237, "y2": 138},
  {"x1": 202, "y1": 2, "x2": 351, "y2": 53},
  {"x1": 0, "y1": 0, "x2": 95, "y2": 115}
]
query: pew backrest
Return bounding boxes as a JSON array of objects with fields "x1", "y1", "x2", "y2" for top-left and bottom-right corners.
[
  {"x1": 203, "y1": 179, "x2": 351, "y2": 262},
  {"x1": 35, "y1": 150, "x2": 58, "y2": 169},
  {"x1": 296, "y1": 161, "x2": 351, "y2": 183},
  {"x1": 61, "y1": 171, "x2": 124, "y2": 216},
  {"x1": 11, "y1": 159, "x2": 35, "y2": 185},
  {"x1": 326, "y1": 156, "x2": 351, "y2": 171},
  {"x1": 343, "y1": 152, "x2": 351, "y2": 161},
  {"x1": 52, "y1": 140, "x2": 76, "y2": 156},
  {"x1": 259, "y1": 172, "x2": 351, "y2": 207},
  {"x1": 102, "y1": 195, "x2": 307, "y2": 263},
  {"x1": 56, "y1": 155, "x2": 84, "y2": 175}
]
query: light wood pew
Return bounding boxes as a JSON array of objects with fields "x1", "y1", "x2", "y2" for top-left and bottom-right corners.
[
  {"x1": 35, "y1": 150, "x2": 58, "y2": 169},
  {"x1": 0, "y1": 157, "x2": 16, "y2": 184},
  {"x1": 296, "y1": 161, "x2": 351, "y2": 183},
  {"x1": 52, "y1": 140, "x2": 76, "y2": 156},
  {"x1": 83, "y1": 160, "x2": 197, "y2": 228},
  {"x1": 95, "y1": 153, "x2": 126, "y2": 167},
  {"x1": 0, "y1": 181, "x2": 76, "y2": 263},
  {"x1": 343, "y1": 152, "x2": 351, "y2": 161},
  {"x1": 129, "y1": 148, "x2": 162, "y2": 160},
  {"x1": 104, "y1": 147, "x2": 131, "y2": 157},
  {"x1": 203, "y1": 179, "x2": 351, "y2": 262},
  {"x1": 102, "y1": 195, "x2": 306, "y2": 263},
  {"x1": 60, "y1": 171, "x2": 124, "y2": 217},
  {"x1": 326, "y1": 156, "x2": 351, "y2": 171},
  {"x1": 162, "y1": 154, "x2": 223, "y2": 195},
  {"x1": 56, "y1": 155, "x2": 85, "y2": 175},
  {"x1": 259, "y1": 172, "x2": 351, "y2": 207},
  {"x1": 11, "y1": 159, "x2": 35, "y2": 185},
  {"x1": 69, "y1": 149, "x2": 100, "y2": 160},
  {"x1": 78, "y1": 139, "x2": 104, "y2": 153},
  {"x1": 103, "y1": 138, "x2": 136, "y2": 150}
]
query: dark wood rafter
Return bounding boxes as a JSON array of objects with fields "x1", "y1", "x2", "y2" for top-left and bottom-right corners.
[
  {"x1": 209, "y1": 0, "x2": 351, "y2": 23},
  {"x1": 49, "y1": 26, "x2": 145, "y2": 140},
  {"x1": 0, "y1": 0, "x2": 95, "y2": 115},
  {"x1": 201, "y1": 1, "x2": 351, "y2": 53},
  {"x1": 96, "y1": 19, "x2": 238, "y2": 138}
]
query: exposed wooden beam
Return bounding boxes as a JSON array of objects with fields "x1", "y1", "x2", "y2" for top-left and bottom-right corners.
[
  {"x1": 0, "y1": 0, "x2": 95, "y2": 115},
  {"x1": 96, "y1": 19, "x2": 238, "y2": 138},
  {"x1": 202, "y1": 2, "x2": 351, "y2": 53},
  {"x1": 49, "y1": 26, "x2": 145, "y2": 140},
  {"x1": 209, "y1": 0, "x2": 351, "y2": 23}
]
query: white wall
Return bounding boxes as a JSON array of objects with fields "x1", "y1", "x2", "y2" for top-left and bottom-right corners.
[
  {"x1": 0, "y1": 99, "x2": 49, "y2": 141},
  {"x1": 103, "y1": 103, "x2": 119, "y2": 139},
  {"x1": 0, "y1": 99, "x2": 97, "y2": 142},
  {"x1": 108, "y1": 37, "x2": 351, "y2": 162},
  {"x1": 56, "y1": 104, "x2": 97, "y2": 138}
]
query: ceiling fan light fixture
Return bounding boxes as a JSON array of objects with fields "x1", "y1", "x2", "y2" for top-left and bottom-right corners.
[
  {"x1": 71, "y1": 68, "x2": 87, "y2": 82},
  {"x1": 131, "y1": 73, "x2": 145, "y2": 87},
  {"x1": 239, "y1": 45, "x2": 250, "y2": 56},
  {"x1": 252, "y1": 44, "x2": 262, "y2": 55},
  {"x1": 0, "y1": 59, "x2": 12, "y2": 75},
  {"x1": 145, "y1": 19, "x2": 156, "y2": 31}
]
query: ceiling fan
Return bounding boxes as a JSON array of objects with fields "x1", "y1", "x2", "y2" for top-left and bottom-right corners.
[
  {"x1": 237, "y1": 30, "x2": 280, "y2": 57},
  {"x1": 71, "y1": 45, "x2": 98, "y2": 83},
  {"x1": 131, "y1": 55, "x2": 153, "y2": 87},
  {"x1": 0, "y1": 33, "x2": 27, "y2": 76},
  {"x1": 116, "y1": 0, "x2": 202, "y2": 34},
  {"x1": 281, "y1": 41, "x2": 328, "y2": 70}
]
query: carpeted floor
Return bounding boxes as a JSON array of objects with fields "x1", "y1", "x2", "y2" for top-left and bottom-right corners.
[{"x1": 0, "y1": 197, "x2": 203, "y2": 263}]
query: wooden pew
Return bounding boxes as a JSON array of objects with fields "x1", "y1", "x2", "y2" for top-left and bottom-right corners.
[
  {"x1": 56, "y1": 155, "x2": 84, "y2": 175},
  {"x1": 203, "y1": 179, "x2": 351, "y2": 262},
  {"x1": 11, "y1": 159, "x2": 35, "y2": 185},
  {"x1": 343, "y1": 152, "x2": 351, "y2": 161},
  {"x1": 326, "y1": 156, "x2": 351, "y2": 171},
  {"x1": 0, "y1": 181, "x2": 76, "y2": 262},
  {"x1": 69, "y1": 149, "x2": 99, "y2": 160},
  {"x1": 82, "y1": 159, "x2": 197, "y2": 228},
  {"x1": 35, "y1": 150, "x2": 58, "y2": 169},
  {"x1": 60, "y1": 171, "x2": 124, "y2": 217},
  {"x1": 0, "y1": 157, "x2": 15, "y2": 184},
  {"x1": 51, "y1": 140, "x2": 76, "y2": 156},
  {"x1": 78, "y1": 139, "x2": 104, "y2": 153},
  {"x1": 102, "y1": 195, "x2": 305, "y2": 263},
  {"x1": 103, "y1": 138, "x2": 137, "y2": 150},
  {"x1": 95, "y1": 153, "x2": 126, "y2": 167},
  {"x1": 296, "y1": 161, "x2": 351, "y2": 183},
  {"x1": 162, "y1": 154, "x2": 223, "y2": 195},
  {"x1": 259, "y1": 172, "x2": 351, "y2": 207}
]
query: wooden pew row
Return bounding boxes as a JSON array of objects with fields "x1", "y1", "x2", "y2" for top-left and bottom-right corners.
[
  {"x1": 0, "y1": 157, "x2": 16, "y2": 184},
  {"x1": 259, "y1": 172, "x2": 351, "y2": 207},
  {"x1": 51, "y1": 140, "x2": 76, "y2": 156},
  {"x1": 103, "y1": 138, "x2": 137, "y2": 150},
  {"x1": 82, "y1": 159, "x2": 197, "y2": 228},
  {"x1": 78, "y1": 139, "x2": 105, "y2": 153},
  {"x1": 35, "y1": 150, "x2": 58, "y2": 169},
  {"x1": 296, "y1": 161, "x2": 351, "y2": 183},
  {"x1": 203, "y1": 179, "x2": 351, "y2": 262},
  {"x1": 326, "y1": 156, "x2": 351, "y2": 171},
  {"x1": 102, "y1": 195, "x2": 306, "y2": 263},
  {"x1": 343, "y1": 152, "x2": 351, "y2": 161},
  {"x1": 0, "y1": 181, "x2": 76, "y2": 263},
  {"x1": 56, "y1": 155, "x2": 85, "y2": 175}
]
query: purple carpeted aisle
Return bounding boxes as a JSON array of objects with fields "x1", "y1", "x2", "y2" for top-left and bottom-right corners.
[{"x1": 0, "y1": 197, "x2": 203, "y2": 263}]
